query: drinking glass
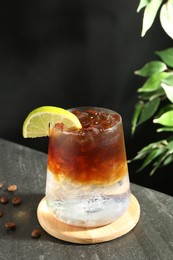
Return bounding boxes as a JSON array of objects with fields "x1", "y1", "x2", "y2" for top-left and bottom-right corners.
[{"x1": 45, "y1": 107, "x2": 130, "y2": 227}]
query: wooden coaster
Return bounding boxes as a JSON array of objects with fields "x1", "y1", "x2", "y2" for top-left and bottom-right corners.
[{"x1": 37, "y1": 194, "x2": 140, "y2": 244}]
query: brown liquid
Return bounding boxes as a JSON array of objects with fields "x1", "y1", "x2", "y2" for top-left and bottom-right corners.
[{"x1": 48, "y1": 109, "x2": 128, "y2": 185}]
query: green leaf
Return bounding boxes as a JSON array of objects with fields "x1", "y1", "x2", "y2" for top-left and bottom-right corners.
[
  {"x1": 129, "y1": 139, "x2": 167, "y2": 163},
  {"x1": 150, "y1": 147, "x2": 171, "y2": 175},
  {"x1": 168, "y1": 140, "x2": 173, "y2": 151},
  {"x1": 135, "y1": 61, "x2": 167, "y2": 77},
  {"x1": 161, "y1": 83, "x2": 173, "y2": 103},
  {"x1": 137, "y1": 147, "x2": 166, "y2": 171},
  {"x1": 129, "y1": 136, "x2": 173, "y2": 175},
  {"x1": 157, "y1": 127, "x2": 173, "y2": 132},
  {"x1": 128, "y1": 152, "x2": 145, "y2": 162},
  {"x1": 128, "y1": 145, "x2": 152, "y2": 162},
  {"x1": 150, "y1": 152, "x2": 168, "y2": 175},
  {"x1": 156, "y1": 104, "x2": 173, "y2": 118},
  {"x1": 137, "y1": 0, "x2": 151, "y2": 12},
  {"x1": 141, "y1": 0, "x2": 163, "y2": 37},
  {"x1": 162, "y1": 154, "x2": 173, "y2": 166},
  {"x1": 161, "y1": 73, "x2": 173, "y2": 85},
  {"x1": 138, "y1": 98, "x2": 160, "y2": 125},
  {"x1": 155, "y1": 48, "x2": 173, "y2": 67},
  {"x1": 160, "y1": 0, "x2": 173, "y2": 39},
  {"x1": 137, "y1": 140, "x2": 166, "y2": 154},
  {"x1": 154, "y1": 111, "x2": 173, "y2": 126},
  {"x1": 129, "y1": 143, "x2": 154, "y2": 162},
  {"x1": 138, "y1": 72, "x2": 168, "y2": 92},
  {"x1": 139, "y1": 88, "x2": 165, "y2": 100},
  {"x1": 131, "y1": 101, "x2": 143, "y2": 135}
]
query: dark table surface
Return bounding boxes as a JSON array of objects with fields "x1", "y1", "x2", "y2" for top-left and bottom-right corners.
[{"x1": 0, "y1": 138, "x2": 173, "y2": 260}]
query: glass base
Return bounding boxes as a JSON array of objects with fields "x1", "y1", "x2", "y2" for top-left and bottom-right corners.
[
  {"x1": 37, "y1": 194, "x2": 140, "y2": 244},
  {"x1": 46, "y1": 171, "x2": 130, "y2": 227}
]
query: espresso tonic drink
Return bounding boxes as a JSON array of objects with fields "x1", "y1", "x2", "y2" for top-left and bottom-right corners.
[{"x1": 46, "y1": 107, "x2": 130, "y2": 227}]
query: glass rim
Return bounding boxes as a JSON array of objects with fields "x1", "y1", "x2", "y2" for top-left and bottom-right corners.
[
  {"x1": 69, "y1": 105, "x2": 122, "y2": 121},
  {"x1": 50, "y1": 106, "x2": 122, "y2": 134}
]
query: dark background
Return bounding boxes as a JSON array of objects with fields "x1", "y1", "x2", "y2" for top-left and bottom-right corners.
[{"x1": 0, "y1": 0, "x2": 172, "y2": 196}]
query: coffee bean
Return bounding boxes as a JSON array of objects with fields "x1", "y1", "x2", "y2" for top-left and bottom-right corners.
[
  {"x1": 31, "y1": 229, "x2": 41, "y2": 238},
  {"x1": 12, "y1": 196, "x2": 22, "y2": 205},
  {"x1": 0, "y1": 196, "x2": 9, "y2": 204},
  {"x1": 7, "y1": 184, "x2": 17, "y2": 192},
  {"x1": 5, "y1": 222, "x2": 16, "y2": 230},
  {"x1": 0, "y1": 183, "x2": 3, "y2": 189},
  {"x1": 0, "y1": 211, "x2": 3, "y2": 218}
]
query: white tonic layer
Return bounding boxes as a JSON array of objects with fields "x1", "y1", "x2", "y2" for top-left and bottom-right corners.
[{"x1": 46, "y1": 170, "x2": 130, "y2": 227}]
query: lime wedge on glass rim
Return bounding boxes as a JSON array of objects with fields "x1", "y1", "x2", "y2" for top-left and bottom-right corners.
[{"x1": 22, "y1": 106, "x2": 82, "y2": 138}]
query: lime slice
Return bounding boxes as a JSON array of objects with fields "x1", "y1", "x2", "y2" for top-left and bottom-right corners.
[{"x1": 22, "y1": 106, "x2": 82, "y2": 138}]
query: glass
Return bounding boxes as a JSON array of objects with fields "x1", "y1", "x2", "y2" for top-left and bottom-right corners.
[{"x1": 45, "y1": 107, "x2": 130, "y2": 227}]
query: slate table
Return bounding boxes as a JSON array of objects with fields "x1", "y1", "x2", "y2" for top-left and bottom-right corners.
[{"x1": 0, "y1": 138, "x2": 173, "y2": 260}]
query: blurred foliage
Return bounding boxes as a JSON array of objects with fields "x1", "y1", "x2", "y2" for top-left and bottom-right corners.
[{"x1": 130, "y1": 0, "x2": 173, "y2": 175}]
